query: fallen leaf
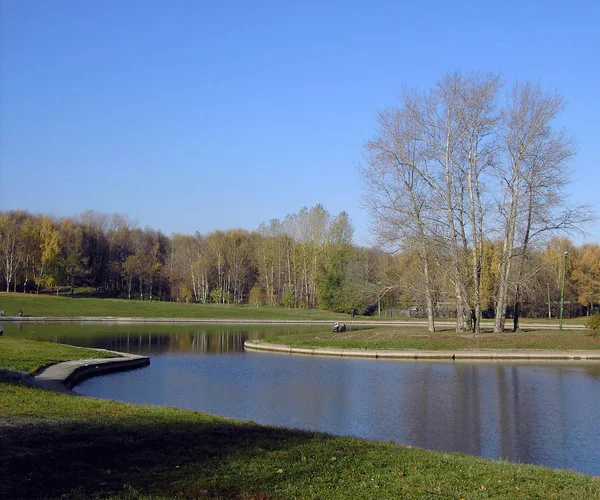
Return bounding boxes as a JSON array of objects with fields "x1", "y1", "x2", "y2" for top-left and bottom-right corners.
[
  {"x1": 331, "y1": 457, "x2": 337, "y2": 461},
  {"x1": 479, "y1": 485, "x2": 486, "y2": 491},
  {"x1": 276, "y1": 469, "x2": 284, "y2": 474},
  {"x1": 301, "y1": 456, "x2": 307, "y2": 463},
  {"x1": 349, "y1": 466, "x2": 356, "y2": 472},
  {"x1": 397, "y1": 472, "x2": 405, "y2": 477}
]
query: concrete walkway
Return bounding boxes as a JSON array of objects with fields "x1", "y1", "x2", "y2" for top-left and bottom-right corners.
[
  {"x1": 244, "y1": 340, "x2": 600, "y2": 361},
  {"x1": 0, "y1": 316, "x2": 587, "y2": 329},
  {"x1": 31, "y1": 350, "x2": 150, "y2": 395}
]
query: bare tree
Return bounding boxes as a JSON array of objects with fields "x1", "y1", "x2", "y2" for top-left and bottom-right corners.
[
  {"x1": 362, "y1": 73, "x2": 592, "y2": 333},
  {"x1": 493, "y1": 82, "x2": 589, "y2": 332},
  {"x1": 0, "y1": 212, "x2": 24, "y2": 292},
  {"x1": 361, "y1": 104, "x2": 438, "y2": 331},
  {"x1": 362, "y1": 73, "x2": 502, "y2": 332}
]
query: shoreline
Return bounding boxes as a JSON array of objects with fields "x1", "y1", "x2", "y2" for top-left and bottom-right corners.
[
  {"x1": 0, "y1": 315, "x2": 587, "y2": 329},
  {"x1": 244, "y1": 339, "x2": 600, "y2": 360},
  {"x1": 25, "y1": 349, "x2": 149, "y2": 395}
]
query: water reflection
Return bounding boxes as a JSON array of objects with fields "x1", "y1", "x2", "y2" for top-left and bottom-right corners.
[
  {"x1": 6, "y1": 323, "x2": 600, "y2": 476},
  {"x1": 9, "y1": 322, "x2": 325, "y2": 354}
]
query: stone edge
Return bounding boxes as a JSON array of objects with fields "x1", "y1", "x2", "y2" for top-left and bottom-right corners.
[
  {"x1": 244, "y1": 340, "x2": 600, "y2": 361},
  {"x1": 29, "y1": 350, "x2": 150, "y2": 395}
]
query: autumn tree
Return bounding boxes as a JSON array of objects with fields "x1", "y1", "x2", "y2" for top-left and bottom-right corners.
[{"x1": 572, "y1": 244, "x2": 600, "y2": 314}]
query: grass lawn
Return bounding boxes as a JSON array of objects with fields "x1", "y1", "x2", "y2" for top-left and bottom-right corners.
[
  {"x1": 0, "y1": 292, "x2": 343, "y2": 321},
  {"x1": 2, "y1": 376, "x2": 600, "y2": 499},
  {"x1": 0, "y1": 336, "x2": 117, "y2": 374},
  {"x1": 265, "y1": 327, "x2": 600, "y2": 351},
  {"x1": 1, "y1": 337, "x2": 600, "y2": 498}
]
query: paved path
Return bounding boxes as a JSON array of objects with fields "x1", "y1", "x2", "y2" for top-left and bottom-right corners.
[
  {"x1": 31, "y1": 350, "x2": 150, "y2": 395},
  {"x1": 0, "y1": 316, "x2": 587, "y2": 330},
  {"x1": 245, "y1": 340, "x2": 600, "y2": 360}
]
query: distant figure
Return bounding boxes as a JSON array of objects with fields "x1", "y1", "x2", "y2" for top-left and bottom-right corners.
[
  {"x1": 350, "y1": 309, "x2": 355, "y2": 318},
  {"x1": 341, "y1": 323, "x2": 347, "y2": 333},
  {"x1": 333, "y1": 322, "x2": 339, "y2": 333},
  {"x1": 18, "y1": 309, "x2": 23, "y2": 317},
  {"x1": 0, "y1": 310, "x2": 4, "y2": 316}
]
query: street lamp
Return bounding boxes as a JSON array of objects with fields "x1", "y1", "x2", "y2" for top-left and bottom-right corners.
[
  {"x1": 377, "y1": 282, "x2": 381, "y2": 317},
  {"x1": 559, "y1": 251, "x2": 568, "y2": 330}
]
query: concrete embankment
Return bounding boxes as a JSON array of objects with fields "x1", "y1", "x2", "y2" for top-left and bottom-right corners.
[
  {"x1": 244, "y1": 340, "x2": 600, "y2": 361},
  {"x1": 31, "y1": 350, "x2": 150, "y2": 395}
]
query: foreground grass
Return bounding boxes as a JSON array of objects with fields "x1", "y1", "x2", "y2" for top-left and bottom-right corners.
[
  {"x1": 2, "y1": 379, "x2": 599, "y2": 500},
  {"x1": 0, "y1": 292, "x2": 342, "y2": 321},
  {"x1": 0, "y1": 337, "x2": 117, "y2": 374},
  {"x1": 1, "y1": 338, "x2": 599, "y2": 498},
  {"x1": 266, "y1": 327, "x2": 600, "y2": 351}
]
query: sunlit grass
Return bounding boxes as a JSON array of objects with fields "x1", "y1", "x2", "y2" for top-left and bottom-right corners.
[
  {"x1": 2, "y1": 378, "x2": 599, "y2": 499},
  {"x1": 266, "y1": 327, "x2": 600, "y2": 351},
  {"x1": 0, "y1": 337, "x2": 117, "y2": 374},
  {"x1": 0, "y1": 292, "x2": 343, "y2": 320},
  {"x1": 1, "y1": 336, "x2": 599, "y2": 498}
]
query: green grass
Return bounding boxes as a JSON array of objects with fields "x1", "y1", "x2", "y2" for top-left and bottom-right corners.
[
  {"x1": 1, "y1": 338, "x2": 599, "y2": 498},
  {"x1": 0, "y1": 292, "x2": 343, "y2": 320},
  {"x1": 0, "y1": 336, "x2": 117, "y2": 374},
  {"x1": 266, "y1": 327, "x2": 600, "y2": 351},
  {"x1": 1, "y1": 378, "x2": 599, "y2": 499}
]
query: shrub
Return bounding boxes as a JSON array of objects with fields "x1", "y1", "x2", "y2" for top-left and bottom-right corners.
[{"x1": 586, "y1": 313, "x2": 600, "y2": 337}]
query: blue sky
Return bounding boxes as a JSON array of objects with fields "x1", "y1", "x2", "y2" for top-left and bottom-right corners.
[{"x1": 1, "y1": 0, "x2": 599, "y2": 246}]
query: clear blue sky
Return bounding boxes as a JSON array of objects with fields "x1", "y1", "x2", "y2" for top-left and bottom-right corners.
[{"x1": 2, "y1": 0, "x2": 598, "y2": 246}]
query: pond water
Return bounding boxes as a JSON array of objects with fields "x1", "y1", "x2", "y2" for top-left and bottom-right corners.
[{"x1": 7, "y1": 322, "x2": 600, "y2": 476}]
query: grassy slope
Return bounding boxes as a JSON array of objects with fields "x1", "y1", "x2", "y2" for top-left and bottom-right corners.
[
  {"x1": 1, "y1": 378, "x2": 599, "y2": 499},
  {"x1": 266, "y1": 327, "x2": 600, "y2": 351},
  {"x1": 0, "y1": 337, "x2": 117, "y2": 373},
  {"x1": 0, "y1": 292, "x2": 343, "y2": 320},
  {"x1": 1, "y1": 304, "x2": 599, "y2": 498},
  {"x1": 0, "y1": 292, "x2": 589, "y2": 326}
]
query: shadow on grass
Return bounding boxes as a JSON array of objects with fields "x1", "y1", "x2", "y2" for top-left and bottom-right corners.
[{"x1": 1, "y1": 405, "x2": 329, "y2": 499}]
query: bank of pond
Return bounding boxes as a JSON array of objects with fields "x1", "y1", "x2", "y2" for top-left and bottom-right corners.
[{"x1": 2, "y1": 322, "x2": 600, "y2": 494}]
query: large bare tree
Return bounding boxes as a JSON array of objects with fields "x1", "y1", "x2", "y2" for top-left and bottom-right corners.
[
  {"x1": 493, "y1": 82, "x2": 589, "y2": 332},
  {"x1": 362, "y1": 72, "x2": 590, "y2": 332},
  {"x1": 361, "y1": 102, "x2": 439, "y2": 331}
]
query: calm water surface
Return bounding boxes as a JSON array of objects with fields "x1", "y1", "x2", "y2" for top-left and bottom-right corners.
[{"x1": 9, "y1": 322, "x2": 600, "y2": 476}]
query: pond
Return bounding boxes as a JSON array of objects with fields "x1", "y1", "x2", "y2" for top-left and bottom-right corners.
[{"x1": 7, "y1": 322, "x2": 600, "y2": 476}]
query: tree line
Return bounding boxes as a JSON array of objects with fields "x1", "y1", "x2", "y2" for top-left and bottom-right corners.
[
  {"x1": 0, "y1": 207, "x2": 598, "y2": 325},
  {"x1": 0, "y1": 206, "x2": 369, "y2": 312},
  {"x1": 1, "y1": 73, "x2": 597, "y2": 326}
]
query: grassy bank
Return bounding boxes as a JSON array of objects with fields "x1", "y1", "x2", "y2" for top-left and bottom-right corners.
[
  {"x1": 0, "y1": 336, "x2": 117, "y2": 373},
  {"x1": 2, "y1": 376, "x2": 599, "y2": 499},
  {"x1": 2, "y1": 338, "x2": 600, "y2": 498},
  {"x1": 266, "y1": 327, "x2": 600, "y2": 351},
  {"x1": 0, "y1": 292, "x2": 342, "y2": 321}
]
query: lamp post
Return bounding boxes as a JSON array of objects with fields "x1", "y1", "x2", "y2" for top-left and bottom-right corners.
[
  {"x1": 377, "y1": 282, "x2": 381, "y2": 317},
  {"x1": 559, "y1": 251, "x2": 568, "y2": 330},
  {"x1": 547, "y1": 283, "x2": 551, "y2": 319}
]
